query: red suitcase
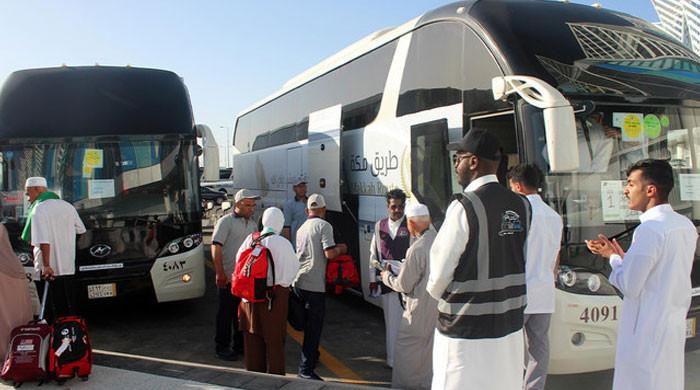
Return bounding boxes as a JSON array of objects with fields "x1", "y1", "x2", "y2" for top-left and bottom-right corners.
[
  {"x1": 49, "y1": 316, "x2": 92, "y2": 382},
  {"x1": 1, "y1": 282, "x2": 52, "y2": 385}
]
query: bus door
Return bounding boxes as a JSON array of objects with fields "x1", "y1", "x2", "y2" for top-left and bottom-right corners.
[
  {"x1": 308, "y1": 104, "x2": 342, "y2": 212},
  {"x1": 468, "y1": 110, "x2": 521, "y2": 186},
  {"x1": 410, "y1": 119, "x2": 451, "y2": 228}
]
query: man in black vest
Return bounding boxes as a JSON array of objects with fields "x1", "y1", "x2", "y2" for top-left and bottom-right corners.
[
  {"x1": 427, "y1": 129, "x2": 530, "y2": 390},
  {"x1": 368, "y1": 189, "x2": 410, "y2": 368}
]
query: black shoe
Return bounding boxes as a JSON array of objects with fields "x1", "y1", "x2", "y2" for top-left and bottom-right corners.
[
  {"x1": 215, "y1": 349, "x2": 237, "y2": 361},
  {"x1": 233, "y1": 345, "x2": 244, "y2": 354},
  {"x1": 298, "y1": 371, "x2": 323, "y2": 381}
]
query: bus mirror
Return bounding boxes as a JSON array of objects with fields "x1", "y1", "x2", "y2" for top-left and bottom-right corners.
[
  {"x1": 195, "y1": 124, "x2": 221, "y2": 181},
  {"x1": 492, "y1": 76, "x2": 579, "y2": 172},
  {"x1": 543, "y1": 106, "x2": 579, "y2": 172}
]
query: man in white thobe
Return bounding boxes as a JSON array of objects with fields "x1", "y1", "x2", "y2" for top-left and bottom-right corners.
[
  {"x1": 587, "y1": 159, "x2": 697, "y2": 390},
  {"x1": 25, "y1": 176, "x2": 86, "y2": 322},
  {"x1": 508, "y1": 164, "x2": 563, "y2": 390},
  {"x1": 380, "y1": 203, "x2": 438, "y2": 389},
  {"x1": 428, "y1": 129, "x2": 530, "y2": 390}
]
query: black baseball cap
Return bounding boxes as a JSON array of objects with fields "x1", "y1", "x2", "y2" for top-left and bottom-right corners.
[{"x1": 447, "y1": 128, "x2": 501, "y2": 161}]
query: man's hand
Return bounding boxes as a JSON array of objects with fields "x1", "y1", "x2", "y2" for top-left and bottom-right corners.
[
  {"x1": 380, "y1": 270, "x2": 391, "y2": 283},
  {"x1": 215, "y1": 272, "x2": 229, "y2": 289},
  {"x1": 604, "y1": 127, "x2": 621, "y2": 139},
  {"x1": 336, "y1": 243, "x2": 348, "y2": 255},
  {"x1": 42, "y1": 266, "x2": 55, "y2": 280},
  {"x1": 586, "y1": 234, "x2": 624, "y2": 259}
]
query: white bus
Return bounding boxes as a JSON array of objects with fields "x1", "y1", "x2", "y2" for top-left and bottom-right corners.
[{"x1": 231, "y1": 1, "x2": 700, "y2": 373}]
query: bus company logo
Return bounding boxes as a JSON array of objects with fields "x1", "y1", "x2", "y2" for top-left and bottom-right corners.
[
  {"x1": 498, "y1": 210, "x2": 523, "y2": 236},
  {"x1": 90, "y1": 244, "x2": 112, "y2": 258}
]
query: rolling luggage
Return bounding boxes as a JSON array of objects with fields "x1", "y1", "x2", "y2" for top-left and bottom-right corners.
[
  {"x1": 0, "y1": 282, "x2": 52, "y2": 385},
  {"x1": 49, "y1": 316, "x2": 92, "y2": 382}
]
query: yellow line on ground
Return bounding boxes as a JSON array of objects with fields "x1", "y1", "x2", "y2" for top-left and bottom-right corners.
[{"x1": 286, "y1": 323, "x2": 364, "y2": 382}]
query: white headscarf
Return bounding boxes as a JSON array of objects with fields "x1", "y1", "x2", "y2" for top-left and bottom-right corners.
[{"x1": 261, "y1": 207, "x2": 285, "y2": 235}]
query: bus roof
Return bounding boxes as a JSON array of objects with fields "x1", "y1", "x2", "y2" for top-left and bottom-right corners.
[
  {"x1": 0, "y1": 66, "x2": 195, "y2": 139},
  {"x1": 236, "y1": 0, "x2": 700, "y2": 122}
]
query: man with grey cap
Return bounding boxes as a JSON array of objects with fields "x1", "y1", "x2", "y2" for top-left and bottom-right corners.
[
  {"x1": 22, "y1": 176, "x2": 86, "y2": 321},
  {"x1": 211, "y1": 188, "x2": 260, "y2": 360},
  {"x1": 428, "y1": 129, "x2": 531, "y2": 390},
  {"x1": 282, "y1": 177, "x2": 307, "y2": 250},
  {"x1": 379, "y1": 202, "x2": 438, "y2": 390},
  {"x1": 294, "y1": 193, "x2": 347, "y2": 380}
]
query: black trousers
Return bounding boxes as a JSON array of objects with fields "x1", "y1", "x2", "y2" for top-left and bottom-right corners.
[
  {"x1": 298, "y1": 289, "x2": 326, "y2": 375},
  {"x1": 215, "y1": 284, "x2": 244, "y2": 353},
  {"x1": 35, "y1": 275, "x2": 77, "y2": 323}
]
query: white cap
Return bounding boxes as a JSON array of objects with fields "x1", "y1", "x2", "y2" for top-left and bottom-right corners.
[
  {"x1": 307, "y1": 193, "x2": 326, "y2": 209},
  {"x1": 293, "y1": 176, "x2": 307, "y2": 186},
  {"x1": 405, "y1": 203, "x2": 430, "y2": 218},
  {"x1": 234, "y1": 189, "x2": 261, "y2": 203},
  {"x1": 25, "y1": 177, "x2": 48, "y2": 188}
]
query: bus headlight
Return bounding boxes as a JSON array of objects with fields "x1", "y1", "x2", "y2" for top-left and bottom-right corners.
[
  {"x1": 168, "y1": 243, "x2": 180, "y2": 254},
  {"x1": 159, "y1": 234, "x2": 203, "y2": 258},
  {"x1": 587, "y1": 274, "x2": 601, "y2": 292},
  {"x1": 559, "y1": 270, "x2": 577, "y2": 287},
  {"x1": 556, "y1": 266, "x2": 619, "y2": 296}
]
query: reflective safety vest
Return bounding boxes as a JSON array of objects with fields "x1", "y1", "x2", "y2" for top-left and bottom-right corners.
[{"x1": 437, "y1": 183, "x2": 531, "y2": 339}]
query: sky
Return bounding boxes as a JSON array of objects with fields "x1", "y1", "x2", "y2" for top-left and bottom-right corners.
[{"x1": 0, "y1": 0, "x2": 659, "y2": 166}]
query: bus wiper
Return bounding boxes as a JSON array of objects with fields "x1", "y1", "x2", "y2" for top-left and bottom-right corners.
[{"x1": 606, "y1": 223, "x2": 639, "y2": 242}]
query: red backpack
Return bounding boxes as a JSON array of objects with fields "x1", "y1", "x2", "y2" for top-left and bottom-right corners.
[
  {"x1": 326, "y1": 255, "x2": 360, "y2": 294},
  {"x1": 231, "y1": 231, "x2": 275, "y2": 303},
  {"x1": 49, "y1": 316, "x2": 92, "y2": 383},
  {"x1": 1, "y1": 281, "x2": 52, "y2": 386}
]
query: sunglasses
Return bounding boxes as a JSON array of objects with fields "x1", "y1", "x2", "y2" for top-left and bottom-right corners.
[
  {"x1": 389, "y1": 204, "x2": 405, "y2": 210},
  {"x1": 452, "y1": 153, "x2": 474, "y2": 165}
]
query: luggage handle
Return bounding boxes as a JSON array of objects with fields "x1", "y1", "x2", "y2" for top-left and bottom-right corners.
[{"x1": 38, "y1": 280, "x2": 49, "y2": 321}]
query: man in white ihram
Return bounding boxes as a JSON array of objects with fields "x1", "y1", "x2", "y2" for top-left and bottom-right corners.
[{"x1": 587, "y1": 159, "x2": 697, "y2": 390}]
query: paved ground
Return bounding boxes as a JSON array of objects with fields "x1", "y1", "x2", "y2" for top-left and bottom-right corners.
[
  {"x1": 75, "y1": 229, "x2": 391, "y2": 388},
  {"x1": 0, "y1": 365, "x2": 240, "y2": 390}
]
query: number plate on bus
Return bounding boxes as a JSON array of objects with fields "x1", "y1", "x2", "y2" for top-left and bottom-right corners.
[
  {"x1": 687, "y1": 318, "x2": 696, "y2": 338},
  {"x1": 87, "y1": 283, "x2": 116, "y2": 299},
  {"x1": 579, "y1": 305, "x2": 619, "y2": 323}
]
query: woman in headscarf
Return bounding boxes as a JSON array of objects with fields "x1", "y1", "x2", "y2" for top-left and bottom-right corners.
[
  {"x1": 0, "y1": 221, "x2": 33, "y2": 357},
  {"x1": 235, "y1": 207, "x2": 299, "y2": 375}
]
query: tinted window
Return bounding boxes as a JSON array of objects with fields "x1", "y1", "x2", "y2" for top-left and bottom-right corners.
[
  {"x1": 235, "y1": 41, "x2": 398, "y2": 152},
  {"x1": 0, "y1": 67, "x2": 194, "y2": 138},
  {"x1": 397, "y1": 22, "x2": 505, "y2": 118}
]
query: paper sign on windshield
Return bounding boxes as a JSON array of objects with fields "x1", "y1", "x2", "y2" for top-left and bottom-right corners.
[
  {"x1": 679, "y1": 174, "x2": 700, "y2": 201},
  {"x1": 84, "y1": 149, "x2": 104, "y2": 168},
  {"x1": 88, "y1": 179, "x2": 115, "y2": 199}
]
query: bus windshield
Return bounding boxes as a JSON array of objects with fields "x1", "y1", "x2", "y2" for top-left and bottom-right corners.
[
  {"x1": 0, "y1": 137, "x2": 200, "y2": 225},
  {"x1": 523, "y1": 103, "x2": 700, "y2": 266}
]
